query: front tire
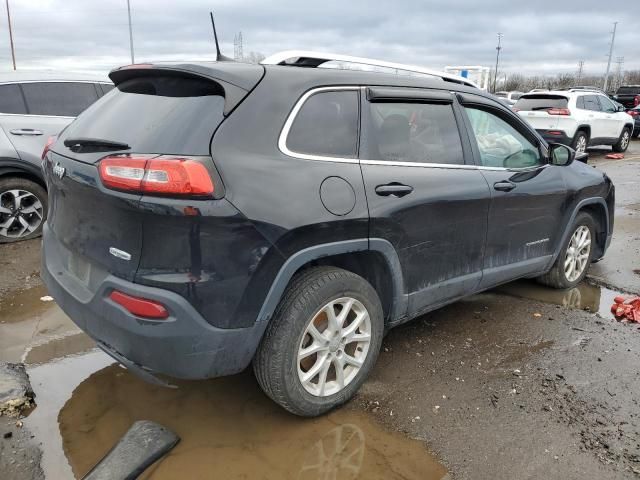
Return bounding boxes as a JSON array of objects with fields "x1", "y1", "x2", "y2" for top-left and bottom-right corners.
[
  {"x1": 0, "y1": 177, "x2": 47, "y2": 244},
  {"x1": 537, "y1": 212, "x2": 595, "y2": 289},
  {"x1": 612, "y1": 127, "x2": 631, "y2": 153},
  {"x1": 253, "y1": 266, "x2": 384, "y2": 417}
]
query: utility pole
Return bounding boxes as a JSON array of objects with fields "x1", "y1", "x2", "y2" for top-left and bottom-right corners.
[
  {"x1": 603, "y1": 21, "x2": 617, "y2": 93},
  {"x1": 126, "y1": 0, "x2": 134, "y2": 63},
  {"x1": 614, "y1": 56, "x2": 624, "y2": 91},
  {"x1": 233, "y1": 31, "x2": 243, "y2": 61},
  {"x1": 493, "y1": 32, "x2": 503, "y2": 93},
  {"x1": 577, "y1": 60, "x2": 584, "y2": 83},
  {"x1": 5, "y1": 0, "x2": 16, "y2": 70}
]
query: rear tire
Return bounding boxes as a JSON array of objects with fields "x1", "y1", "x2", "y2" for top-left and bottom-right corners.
[
  {"x1": 537, "y1": 212, "x2": 595, "y2": 289},
  {"x1": 0, "y1": 177, "x2": 47, "y2": 244},
  {"x1": 571, "y1": 131, "x2": 588, "y2": 153},
  {"x1": 612, "y1": 127, "x2": 631, "y2": 153},
  {"x1": 253, "y1": 266, "x2": 384, "y2": 417}
]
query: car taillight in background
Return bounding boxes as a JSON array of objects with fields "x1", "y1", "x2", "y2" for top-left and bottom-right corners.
[
  {"x1": 98, "y1": 155, "x2": 214, "y2": 197},
  {"x1": 628, "y1": 110, "x2": 639, "y2": 117},
  {"x1": 546, "y1": 108, "x2": 571, "y2": 116},
  {"x1": 635, "y1": 95, "x2": 640, "y2": 107},
  {"x1": 42, "y1": 135, "x2": 57, "y2": 160}
]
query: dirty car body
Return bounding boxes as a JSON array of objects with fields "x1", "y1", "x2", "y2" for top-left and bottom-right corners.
[{"x1": 42, "y1": 59, "x2": 615, "y2": 414}]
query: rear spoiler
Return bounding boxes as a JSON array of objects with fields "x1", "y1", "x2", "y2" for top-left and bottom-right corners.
[{"x1": 109, "y1": 62, "x2": 264, "y2": 115}]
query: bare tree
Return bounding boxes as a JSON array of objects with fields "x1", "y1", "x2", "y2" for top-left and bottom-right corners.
[{"x1": 244, "y1": 51, "x2": 265, "y2": 64}]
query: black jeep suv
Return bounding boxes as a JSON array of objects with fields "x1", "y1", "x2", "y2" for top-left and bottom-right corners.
[{"x1": 42, "y1": 59, "x2": 614, "y2": 417}]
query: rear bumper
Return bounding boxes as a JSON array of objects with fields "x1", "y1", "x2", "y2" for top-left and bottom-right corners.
[
  {"x1": 536, "y1": 129, "x2": 572, "y2": 146},
  {"x1": 41, "y1": 223, "x2": 266, "y2": 380}
]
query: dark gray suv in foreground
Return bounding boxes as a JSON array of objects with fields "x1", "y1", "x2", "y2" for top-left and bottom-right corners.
[{"x1": 42, "y1": 55, "x2": 614, "y2": 416}]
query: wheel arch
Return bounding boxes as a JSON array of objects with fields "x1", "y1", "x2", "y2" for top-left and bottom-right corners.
[
  {"x1": 255, "y1": 239, "x2": 407, "y2": 327},
  {"x1": 550, "y1": 197, "x2": 609, "y2": 267},
  {"x1": 574, "y1": 125, "x2": 591, "y2": 139},
  {"x1": 0, "y1": 158, "x2": 46, "y2": 190}
]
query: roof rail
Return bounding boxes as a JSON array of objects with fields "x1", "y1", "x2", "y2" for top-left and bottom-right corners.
[{"x1": 260, "y1": 50, "x2": 479, "y2": 89}]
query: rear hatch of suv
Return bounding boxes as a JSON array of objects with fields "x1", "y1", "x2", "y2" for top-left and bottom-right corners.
[
  {"x1": 44, "y1": 63, "x2": 263, "y2": 283},
  {"x1": 513, "y1": 94, "x2": 571, "y2": 132}
]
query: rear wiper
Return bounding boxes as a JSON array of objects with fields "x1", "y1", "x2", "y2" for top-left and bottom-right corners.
[
  {"x1": 531, "y1": 107, "x2": 554, "y2": 111},
  {"x1": 63, "y1": 137, "x2": 131, "y2": 151}
]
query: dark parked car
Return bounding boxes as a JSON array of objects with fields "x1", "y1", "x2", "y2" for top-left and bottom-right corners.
[
  {"x1": 613, "y1": 85, "x2": 640, "y2": 109},
  {"x1": 42, "y1": 53, "x2": 615, "y2": 417},
  {"x1": 626, "y1": 105, "x2": 640, "y2": 137}
]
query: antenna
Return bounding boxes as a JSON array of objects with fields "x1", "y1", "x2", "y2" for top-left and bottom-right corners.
[{"x1": 209, "y1": 11, "x2": 233, "y2": 62}]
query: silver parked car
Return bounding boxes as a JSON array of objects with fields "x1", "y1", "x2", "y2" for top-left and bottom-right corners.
[{"x1": 0, "y1": 72, "x2": 113, "y2": 242}]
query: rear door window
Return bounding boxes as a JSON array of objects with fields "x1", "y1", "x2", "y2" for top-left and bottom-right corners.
[
  {"x1": 576, "y1": 96, "x2": 586, "y2": 109},
  {"x1": 583, "y1": 95, "x2": 602, "y2": 111},
  {"x1": 21, "y1": 82, "x2": 99, "y2": 117},
  {"x1": 59, "y1": 75, "x2": 226, "y2": 156},
  {"x1": 513, "y1": 95, "x2": 568, "y2": 111},
  {"x1": 286, "y1": 90, "x2": 359, "y2": 158},
  {"x1": 361, "y1": 101, "x2": 464, "y2": 165},
  {"x1": 0, "y1": 84, "x2": 27, "y2": 114}
]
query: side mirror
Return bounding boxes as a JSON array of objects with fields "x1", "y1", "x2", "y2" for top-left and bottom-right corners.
[
  {"x1": 617, "y1": 104, "x2": 625, "y2": 112},
  {"x1": 549, "y1": 143, "x2": 576, "y2": 166}
]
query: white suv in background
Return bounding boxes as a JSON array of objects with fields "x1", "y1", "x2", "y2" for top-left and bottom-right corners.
[{"x1": 513, "y1": 88, "x2": 634, "y2": 154}]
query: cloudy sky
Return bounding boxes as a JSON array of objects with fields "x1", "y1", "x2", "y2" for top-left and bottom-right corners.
[{"x1": 0, "y1": 0, "x2": 636, "y2": 78}]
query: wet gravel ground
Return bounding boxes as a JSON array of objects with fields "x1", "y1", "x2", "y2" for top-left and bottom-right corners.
[{"x1": 1, "y1": 139, "x2": 639, "y2": 479}]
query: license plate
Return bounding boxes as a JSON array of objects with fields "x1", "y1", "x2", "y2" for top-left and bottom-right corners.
[{"x1": 68, "y1": 254, "x2": 91, "y2": 286}]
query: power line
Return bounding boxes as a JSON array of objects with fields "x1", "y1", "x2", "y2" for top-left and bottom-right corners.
[{"x1": 603, "y1": 21, "x2": 618, "y2": 93}]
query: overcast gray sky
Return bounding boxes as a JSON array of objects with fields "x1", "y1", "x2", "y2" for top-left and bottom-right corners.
[{"x1": 1, "y1": 0, "x2": 636, "y2": 77}]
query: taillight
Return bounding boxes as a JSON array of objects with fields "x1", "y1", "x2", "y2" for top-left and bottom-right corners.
[
  {"x1": 42, "y1": 135, "x2": 57, "y2": 160},
  {"x1": 546, "y1": 108, "x2": 571, "y2": 116},
  {"x1": 99, "y1": 155, "x2": 214, "y2": 197},
  {"x1": 628, "y1": 110, "x2": 639, "y2": 117},
  {"x1": 634, "y1": 95, "x2": 640, "y2": 107},
  {"x1": 109, "y1": 290, "x2": 169, "y2": 319}
]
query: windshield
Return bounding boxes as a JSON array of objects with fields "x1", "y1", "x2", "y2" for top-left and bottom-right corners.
[
  {"x1": 513, "y1": 95, "x2": 568, "y2": 111},
  {"x1": 59, "y1": 75, "x2": 225, "y2": 156}
]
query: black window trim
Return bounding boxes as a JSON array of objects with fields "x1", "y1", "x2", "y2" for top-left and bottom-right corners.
[{"x1": 0, "y1": 80, "x2": 111, "y2": 118}]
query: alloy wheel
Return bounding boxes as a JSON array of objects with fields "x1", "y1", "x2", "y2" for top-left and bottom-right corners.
[
  {"x1": 0, "y1": 189, "x2": 44, "y2": 239},
  {"x1": 564, "y1": 225, "x2": 591, "y2": 282},
  {"x1": 575, "y1": 135, "x2": 587, "y2": 153},
  {"x1": 297, "y1": 297, "x2": 372, "y2": 397},
  {"x1": 620, "y1": 130, "x2": 630, "y2": 150}
]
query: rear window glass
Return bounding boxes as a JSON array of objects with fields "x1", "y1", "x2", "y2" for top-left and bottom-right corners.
[
  {"x1": 97, "y1": 83, "x2": 114, "y2": 96},
  {"x1": 513, "y1": 95, "x2": 568, "y2": 111},
  {"x1": 361, "y1": 102, "x2": 464, "y2": 165},
  {"x1": 617, "y1": 86, "x2": 640, "y2": 95},
  {"x1": 286, "y1": 90, "x2": 359, "y2": 158},
  {"x1": 21, "y1": 82, "x2": 99, "y2": 116},
  {"x1": 59, "y1": 76, "x2": 225, "y2": 156},
  {"x1": 0, "y1": 84, "x2": 27, "y2": 114}
]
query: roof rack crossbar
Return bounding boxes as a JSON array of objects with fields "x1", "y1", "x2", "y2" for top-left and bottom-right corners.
[{"x1": 260, "y1": 50, "x2": 479, "y2": 89}]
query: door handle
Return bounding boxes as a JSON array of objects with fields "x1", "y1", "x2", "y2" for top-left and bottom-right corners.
[
  {"x1": 375, "y1": 183, "x2": 414, "y2": 197},
  {"x1": 494, "y1": 181, "x2": 516, "y2": 192},
  {"x1": 10, "y1": 128, "x2": 43, "y2": 136}
]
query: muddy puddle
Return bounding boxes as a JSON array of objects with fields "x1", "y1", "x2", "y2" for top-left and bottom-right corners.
[
  {"x1": 494, "y1": 279, "x2": 620, "y2": 317},
  {"x1": 25, "y1": 350, "x2": 448, "y2": 480},
  {"x1": 0, "y1": 285, "x2": 92, "y2": 364}
]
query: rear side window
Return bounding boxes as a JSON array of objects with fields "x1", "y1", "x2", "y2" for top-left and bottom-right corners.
[
  {"x1": 0, "y1": 84, "x2": 27, "y2": 114},
  {"x1": 361, "y1": 102, "x2": 464, "y2": 165},
  {"x1": 583, "y1": 95, "x2": 601, "y2": 111},
  {"x1": 286, "y1": 90, "x2": 359, "y2": 158},
  {"x1": 513, "y1": 95, "x2": 568, "y2": 111},
  {"x1": 97, "y1": 83, "x2": 114, "y2": 96},
  {"x1": 59, "y1": 76, "x2": 225, "y2": 156},
  {"x1": 617, "y1": 86, "x2": 640, "y2": 95},
  {"x1": 21, "y1": 82, "x2": 99, "y2": 116}
]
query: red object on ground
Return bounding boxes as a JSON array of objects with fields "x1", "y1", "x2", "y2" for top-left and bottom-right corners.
[
  {"x1": 605, "y1": 153, "x2": 625, "y2": 160},
  {"x1": 611, "y1": 296, "x2": 640, "y2": 322}
]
